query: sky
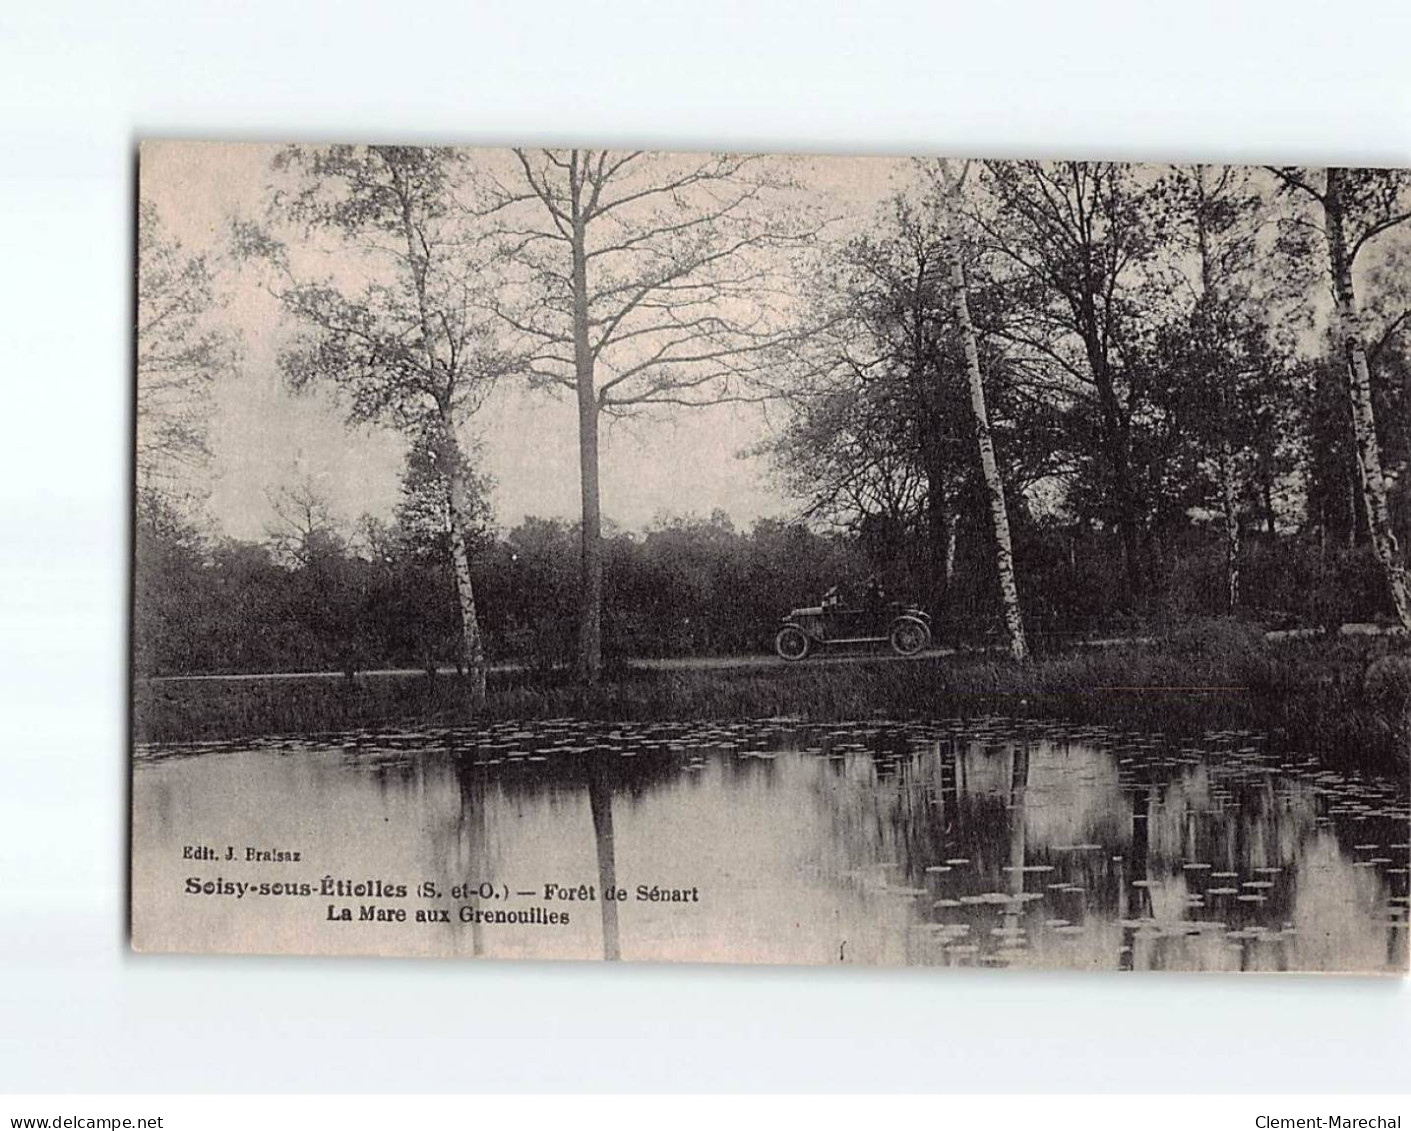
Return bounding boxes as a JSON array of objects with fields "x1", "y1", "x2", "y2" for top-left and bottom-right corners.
[{"x1": 138, "y1": 141, "x2": 911, "y2": 541}]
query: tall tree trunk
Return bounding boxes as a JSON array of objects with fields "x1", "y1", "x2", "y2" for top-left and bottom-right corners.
[
  {"x1": 446, "y1": 462, "x2": 487, "y2": 711},
  {"x1": 396, "y1": 175, "x2": 488, "y2": 711},
  {"x1": 1353, "y1": 444, "x2": 1378, "y2": 546},
  {"x1": 1352, "y1": 460, "x2": 1370, "y2": 546},
  {"x1": 940, "y1": 166, "x2": 1028, "y2": 661},
  {"x1": 1219, "y1": 435, "x2": 1241, "y2": 612},
  {"x1": 1323, "y1": 169, "x2": 1411, "y2": 629},
  {"x1": 570, "y1": 174, "x2": 605, "y2": 686},
  {"x1": 575, "y1": 366, "x2": 604, "y2": 686}
]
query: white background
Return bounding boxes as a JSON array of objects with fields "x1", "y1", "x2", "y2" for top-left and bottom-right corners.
[{"x1": 2, "y1": 0, "x2": 1409, "y2": 1094}]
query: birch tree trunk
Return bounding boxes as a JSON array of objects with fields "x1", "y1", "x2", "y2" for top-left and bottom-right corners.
[
  {"x1": 938, "y1": 162, "x2": 1029, "y2": 661},
  {"x1": 396, "y1": 173, "x2": 490, "y2": 712},
  {"x1": 1218, "y1": 434, "x2": 1241, "y2": 611},
  {"x1": 1323, "y1": 169, "x2": 1411, "y2": 630},
  {"x1": 446, "y1": 461, "x2": 488, "y2": 711}
]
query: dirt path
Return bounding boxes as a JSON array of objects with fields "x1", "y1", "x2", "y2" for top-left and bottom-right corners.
[
  {"x1": 142, "y1": 647, "x2": 958, "y2": 683},
  {"x1": 141, "y1": 622, "x2": 1400, "y2": 685}
]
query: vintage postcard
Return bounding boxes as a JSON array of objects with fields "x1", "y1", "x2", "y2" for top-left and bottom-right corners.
[{"x1": 132, "y1": 141, "x2": 1410, "y2": 971}]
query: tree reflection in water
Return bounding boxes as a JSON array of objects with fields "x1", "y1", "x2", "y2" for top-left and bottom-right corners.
[
  {"x1": 588, "y1": 762, "x2": 621, "y2": 961},
  {"x1": 454, "y1": 764, "x2": 488, "y2": 957},
  {"x1": 131, "y1": 718, "x2": 1409, "y2": 972}
]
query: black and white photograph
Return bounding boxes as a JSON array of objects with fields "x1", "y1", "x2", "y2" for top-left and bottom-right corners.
[
  {"x1": 11, "y1": 0, "x2": 1411, "y2": 1114},
  {"x1": 131, "y1": 141, "x2": 1411, "y2": 973}
]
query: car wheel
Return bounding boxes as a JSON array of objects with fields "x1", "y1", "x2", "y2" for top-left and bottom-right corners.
[
  {"x1": 775, "y1": 625, "x2": 811, "y2": 661},
  {"x1": 889, "y1": 618, "x2": 928, "y2": 657}
]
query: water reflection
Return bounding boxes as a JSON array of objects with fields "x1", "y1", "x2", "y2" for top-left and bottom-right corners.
[
  {"x1": 132, "y1": 719, "x2": 1410, "y2": 972},
  {"x1": 588, "y1": 763, "x2": 621, "y2": 961}
]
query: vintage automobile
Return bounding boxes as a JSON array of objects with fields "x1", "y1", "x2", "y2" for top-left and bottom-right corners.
[{"x1": 774, "y1": 593, "x2": 932, "y2": 660}]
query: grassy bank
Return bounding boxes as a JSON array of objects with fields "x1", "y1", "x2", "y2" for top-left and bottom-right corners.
[{"x1": 133, "y1": 626, "x2": 1410, "y2": 775}]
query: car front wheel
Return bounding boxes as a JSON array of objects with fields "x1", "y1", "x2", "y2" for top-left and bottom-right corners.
[
  {"x1": 889, "y1": 618, "x2": 928, "y2": 657},
  {"x1": 775, "y1": 625, "x2": 811, "y2": 661}
]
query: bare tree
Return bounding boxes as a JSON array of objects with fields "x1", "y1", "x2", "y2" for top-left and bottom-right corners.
[
  {"x1": 934, "y1": 161, "x2": 1028, "y2": 661},
  {"x1": 264, "y1": 477, "x2": 339, "y2": 568},
  {"x1": 135, "y1": 200, "x2": 238, "y2": 491},
  {"x1": 974, "y1": 161, "x2": 1164, "y2": 607},
  {"x1": 244, "y1": 145, "x2": 515, "y2": 707},
  {"x1": 768, "y1": 378, "x2": 931, "y2": 538},
  {"x1": 1270, "y1": 167, "x2": 1411, "y2": 629},
  {"x1": 482, "y1": 149, "x2": 818, "y2": 684}
]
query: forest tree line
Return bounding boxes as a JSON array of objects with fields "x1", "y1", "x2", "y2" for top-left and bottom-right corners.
[
  {"x1": 135, "y1": 152, "x2": 1411, "y2": 684},
  {"x1": 133, "y1": 481, "x2": 1401, "y2": 678},
  {"x1": 134, "y1": 493, "x2": 868, "y2": 675}
]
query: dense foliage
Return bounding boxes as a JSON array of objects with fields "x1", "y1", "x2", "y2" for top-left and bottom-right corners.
[
  {"x1": 135, "y1": 486, "x2": 1400, "y2": 677},
  {"x1": 133, "y1": 498, "x2": 874, "y2": 675}
]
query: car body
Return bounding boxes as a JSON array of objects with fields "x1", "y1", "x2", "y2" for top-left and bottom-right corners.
[{"x1": 774, "y1": 599, "x2": 932, "y2": 660}]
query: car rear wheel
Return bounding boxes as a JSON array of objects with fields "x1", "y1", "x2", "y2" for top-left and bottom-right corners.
[
  {"x1": 889, "y1": 618, "x2": 928, "y2": 657},
  {"x1": 775, "y1": 625, "x2": 811, "y2": 661}
]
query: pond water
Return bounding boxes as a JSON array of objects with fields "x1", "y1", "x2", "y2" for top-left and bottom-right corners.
[{"x1": 132, "y1": 718, "x2": 1410, "y2": 973}]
